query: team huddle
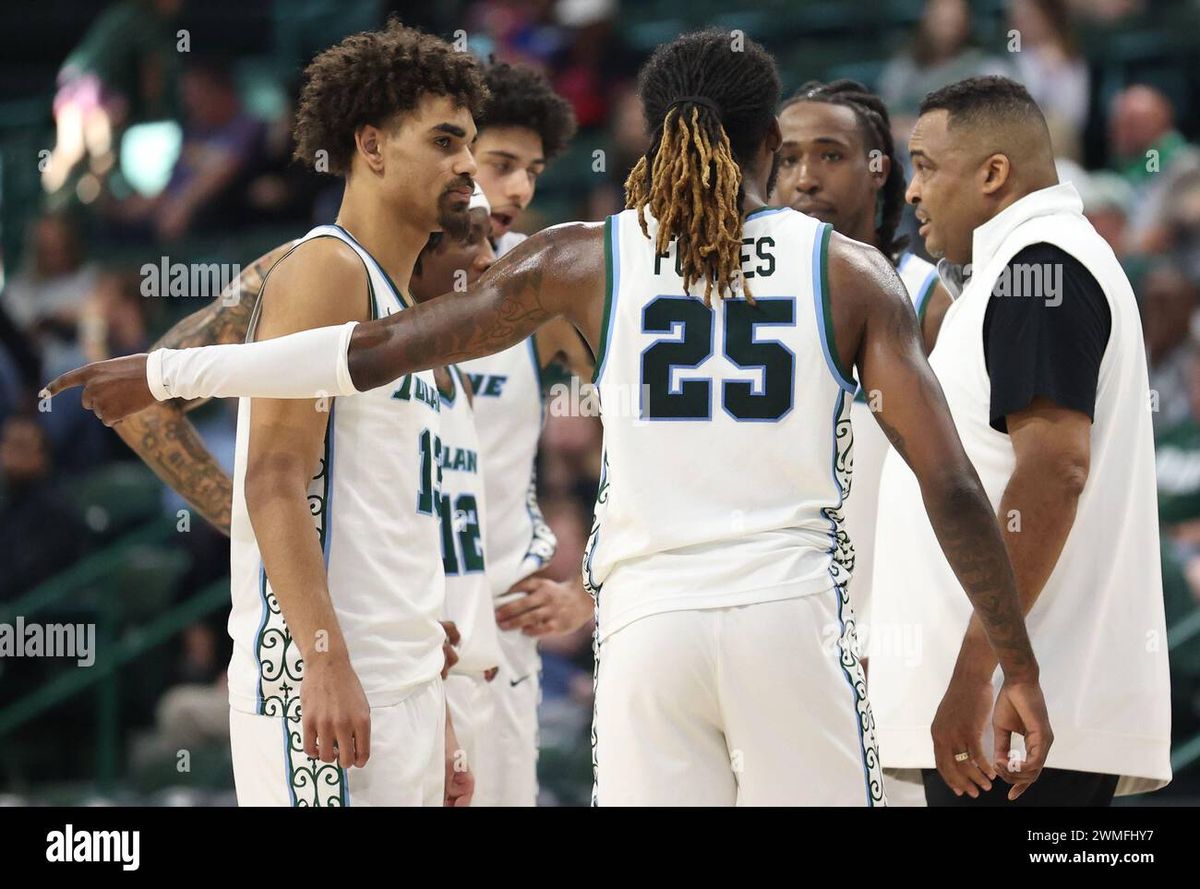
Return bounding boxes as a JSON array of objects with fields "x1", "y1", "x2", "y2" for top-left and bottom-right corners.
[{"x1": 48, "y1": 21, "x2": 1173, "y2": 806}]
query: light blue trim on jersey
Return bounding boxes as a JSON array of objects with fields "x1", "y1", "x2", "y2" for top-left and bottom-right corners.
[
  {"x1": 283, "y1": 717, "x2": 297, "y2": 806},
  {"x1": 593, "y1": 215, "x2": 621, "y2": 385},
  {"x1": 823, "y1": 389, "x2": 874, "y2": 806},
  {"x1": 743, "y1": 206, "x2": 791, "y2": 221},
  {"x1": 255, "y1": 562, "x2": 270, "y2": 713},
  {"x1": 811, "y1": 223, "x2": 857, "y2": 393},
  {"x1": 526, "y1": 335, "x2": 545, "y2": 406},
  {"x1": 321, "y1": 402, "x2": 336, "y2": 569}
]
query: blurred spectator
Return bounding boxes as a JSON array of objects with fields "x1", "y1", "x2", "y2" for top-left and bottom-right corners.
[
  {"x1": 1069, "y1": 168, "x2": 1135, "y2": 255},
  {"x1": 1156, "y1": 342, "x2": 1200, "y2": 547},
  {"x1": 245, "y1": 92, "x2": 328, "y2": 226},
  {"x1": 78, "y1": 268, "x2": 153, "y2": 366},
  {"x1": 552, "y1": 0, "x2": 621, "y2": 129},
  {"x1": 39, "y1": 269, "x2": 150, "y2": 474},
  {"x1": 42, "y1": 0, "x2": 183, "y2": 197},
  {"x1": 0, "y1": 415, "x2": 88, "y2": 600},
  {"x1": 1066, "y1": 0, "x2": 1145, "y2": 24},
  {"x1": 880, "y1": 0, "x2": 1013, "y2": 139},
  {"x1": 1008, "y1": 0, "x2": 1090, "y2": 146},
  {"x1": 586, "y1": 81, "x2": 647, "y2": 220},
  {"x1": 2, "y1": 214, "x2": 97, "y2": 347},
  {"x1": 1142, "y1": 262, "x2": 1198, "y2": 435},
  {"x1": 1110, "y1": 85, "x2": 1200, "y2": 255},
  {"x1": 105, "y1": 59, "x2": 265, "y2": 242},
  {"x1": 1155, "y1": 167, "x2": 1200, "y2": 283}
]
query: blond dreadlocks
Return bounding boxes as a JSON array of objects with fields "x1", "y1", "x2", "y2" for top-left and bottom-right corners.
[{"x1": 624, "y1": 29, "x2": 782, "y2": 304}]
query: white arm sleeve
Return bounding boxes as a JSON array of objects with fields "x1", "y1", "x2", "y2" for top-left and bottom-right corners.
[{"x1": 146, "y1": 321, "x2": 362, "y2": 401}]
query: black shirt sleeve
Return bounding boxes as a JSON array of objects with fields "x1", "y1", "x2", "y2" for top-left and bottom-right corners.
[{"x1": 982, "y1": 242, "x2": 1112, "y2": 433}]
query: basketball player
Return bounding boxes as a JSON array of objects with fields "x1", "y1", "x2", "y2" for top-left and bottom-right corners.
[
  {"x1": 771, "y1": 80, "x2": 952, "y2": 805},
  {"x1": 408, "y1": 189, "x2": 504, "y2": 803},
  {"x1": 461, "y1": 60, "x2": 594, "y2": 806},
  {"x1": 100, "y1": 22, "x2": 487, "y2": 806},
  {"x1": 49, "y1": 30, "x2": 1053, "y2": 806}
]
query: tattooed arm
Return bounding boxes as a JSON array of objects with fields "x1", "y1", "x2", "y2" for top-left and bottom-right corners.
[
  {"x1": 347, "y1": 222, "x2": 605, "y2": 391},
  {"x1": 829, "y1": 232, "x2": 1052, "y2": 798},
  {"x1": 113, "y1": 242, "x2": 294, "y2": 534},
  {"x1": 43, "y1": 226, "x2": 604, "y2": 421}
]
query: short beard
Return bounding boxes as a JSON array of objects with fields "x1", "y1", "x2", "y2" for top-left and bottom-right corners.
[{"x1": 436, "y1": 195, "x2": 470, "y2": 242}]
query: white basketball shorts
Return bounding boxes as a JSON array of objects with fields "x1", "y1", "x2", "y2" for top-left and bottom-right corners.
[
  {"x1": 229, "y1": 677, "x2": 445, "y2": 806},
  {"x1": 593, "y1": 587, "x2": 885, "y2": 806}
]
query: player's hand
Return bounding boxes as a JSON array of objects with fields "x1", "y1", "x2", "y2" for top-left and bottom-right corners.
[
  {"x1": 992, "y1": 675, "x2": 1053, "y2": 800},
  {"x1": 444, "y1": 714, "x2": 474, "y2": 806},
  {"x1": 495, "y1": 574, "x2": 593, "y2": 637},
  {"x1": 930, "y1": 672, "x2": 998, "y2": 798},
  {"x1": 440, "y1": 620, "x2": 460, "y2": 679},
  {"x1": 300, "y1": 652, "x2": 371, "y2": 768},
  {"x1": 42, "y1": 354, "x2": 154, "y2": 427}
]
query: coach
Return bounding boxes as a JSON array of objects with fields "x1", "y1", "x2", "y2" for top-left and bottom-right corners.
[{"x1": 870, "y1": 76, "x2": 1172, "y2": 805}]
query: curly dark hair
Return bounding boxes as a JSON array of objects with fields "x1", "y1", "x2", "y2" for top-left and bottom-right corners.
[
  {"x1": 476, "y1": 60, "x2": 577, "y2": 160},
  {"x1": 293, "y1": 18, "x2": 489, "y2": 176},
  {"x1": 782, "y1": 80, "x2": 910, "y2": 265}
]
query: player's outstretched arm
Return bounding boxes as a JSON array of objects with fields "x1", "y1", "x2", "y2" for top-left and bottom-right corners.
[
  {"x1": 44, "y1": 223, "x2": 605, "y2": 423},
  {"x1": 829, "y1": 233, "x2": 1052, "y2": 797},
  {"x1": 346, "y1": 222, "x2": 605, "y2": 392},
  {"x1": 113, "y1": 242, "x2": 293, "y2": 534}
]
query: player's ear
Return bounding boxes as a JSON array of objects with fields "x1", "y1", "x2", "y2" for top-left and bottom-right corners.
[
  {"x1": 355, "y1": 124, "x2": 387, "y2": 175},
  {"x1": 765, "y1": 117, "x2": 782, "y2": 153}
]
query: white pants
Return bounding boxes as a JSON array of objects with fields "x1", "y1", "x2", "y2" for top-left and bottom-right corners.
[
  {"x1": 476, "y1": 628, "x2": 540, "y2": 806},
  {"x1": 445, "y1": 672, "x2": 497, "y2": 805},
  {"x1": 229, "y1": 678, "x2": 445, "y2": 806},
  {"x1": 593, "y1": 590, "x2": 885, "y2": 806}
]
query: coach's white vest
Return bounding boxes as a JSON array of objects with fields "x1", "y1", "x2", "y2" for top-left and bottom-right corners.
[{"x1": 871, "y1": 183, "x2": 1172, "y2": 795}]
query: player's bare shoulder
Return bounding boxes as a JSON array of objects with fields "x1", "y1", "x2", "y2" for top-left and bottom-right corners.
[
  {"x1": 258, "y1": 235, "x2": 374, "y2": 330},
  {"x1": 825, "y1": 230, "x2": 920, "y2": 368}
]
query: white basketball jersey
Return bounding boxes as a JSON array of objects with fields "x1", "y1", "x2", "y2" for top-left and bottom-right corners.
[
  {"x1": 227, "y1": 223, "x2": 446, "y2": 716},
  {"x1": 459, "y1": 229, "x2": 556, "y2": 601},
  {"x1": 584, "y1": 207, "x2": 858, "y2": 641},
  {"x1": 844, "y1": 249, "x2": 939, "y2": 624},
  {"x1": 437, "y1": 364, "x2": 503, "y2": 675}
]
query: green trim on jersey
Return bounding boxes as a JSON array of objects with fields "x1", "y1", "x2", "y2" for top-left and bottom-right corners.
[
  {"x1": 915, "y1": 272, "x2": 938, "y2": 324},
  {"x1": 818, "y1": 224, "x2": 856, "y2": 389},
  {"x1": 592, "y1": 215, "x2": 616, "y2": 384}
]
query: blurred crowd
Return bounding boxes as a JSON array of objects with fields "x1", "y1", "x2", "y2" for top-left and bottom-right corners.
[{"x1": 1, "y1": 0, "x2": 1200, "y2": 802}]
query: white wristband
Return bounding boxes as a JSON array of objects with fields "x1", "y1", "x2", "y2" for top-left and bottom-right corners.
[
  {"x1": 147, "y1": 321, "x2": 362, "y2": 401},
  {"x1": 146, "y1": 349, "x2": 171, "y2": 401}
]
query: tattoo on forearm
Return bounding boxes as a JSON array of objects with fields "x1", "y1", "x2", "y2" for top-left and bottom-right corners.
[
  {"x1": 875, "y1": 412, "x2": 909, "y2": 463},
  {"x1": 352, "y1": 259, "x2": 551, "y2": 391},
  {"x1": 927, "y1": 482, "x2": 1035, "y2": 673},
  {"x1": 119, "y1": 245, "x2": 287, "y2": 535}
]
